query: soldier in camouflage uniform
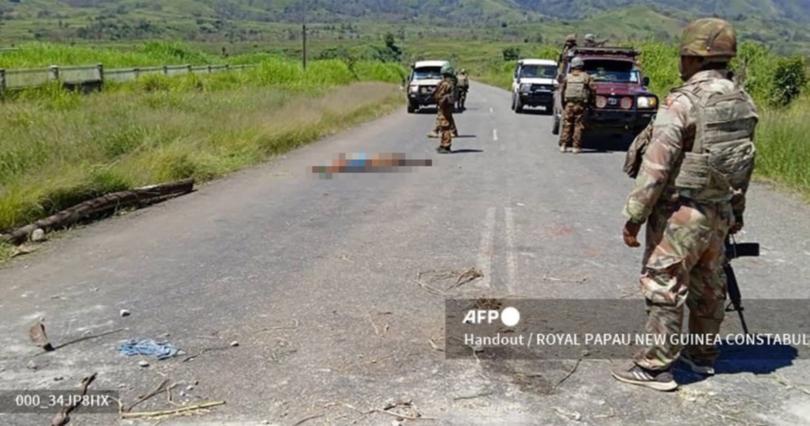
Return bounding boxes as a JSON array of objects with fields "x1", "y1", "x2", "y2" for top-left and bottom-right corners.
[
  {"x1": 559, "y1": 57, "x2": 596, "y2": 153},
  {"x1": 612, "y1": 18, "x2": 758, "y2": 392},
  {"x1": 558, "y1": 34, "x2": 577, "y2": 75},
  {"x1": 433, "y1": 65, "x2": 457, "y2": 154}
]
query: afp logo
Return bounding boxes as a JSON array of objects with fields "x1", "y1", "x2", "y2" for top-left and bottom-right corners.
[{"x1": 462, "y1": 306, "x2": 521, "y2": 327}]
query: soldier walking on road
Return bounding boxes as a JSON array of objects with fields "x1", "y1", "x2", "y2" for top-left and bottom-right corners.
[
  {"x1": 433, "y1": 64, "x2": 457, "y2": 154},
  {"x1": 613, "y1": 18, "x2": 758, "y2": 392},
  {"x1": 559, "y1": 57, "x2": 596, "y2": 154}
]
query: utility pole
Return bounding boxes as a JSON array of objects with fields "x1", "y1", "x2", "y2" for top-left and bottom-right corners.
[{"x1": 302, "y1": 1, "x2": 308, "y2": 70}]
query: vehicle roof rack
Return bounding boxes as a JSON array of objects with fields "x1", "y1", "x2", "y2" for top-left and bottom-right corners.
[{"x1": 570, "y1": 47, "x2": 639, "y2": 57}]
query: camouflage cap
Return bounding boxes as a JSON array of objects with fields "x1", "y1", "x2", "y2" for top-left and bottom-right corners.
[
  {"x1": 565, "y1": 34, "x2": 577, "y2": 43},
  {"x1": 680, "y1": 18, "x2": 737, "y2": 58}
]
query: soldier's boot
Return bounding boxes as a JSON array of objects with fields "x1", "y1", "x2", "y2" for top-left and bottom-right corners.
[
  {"x1": 436, "y1": 145, "x2": 451, "y2": 154},
  {"x1": 611, "y1": 362, "x2": 678, "y2": 392},
  {"x1": 679, "y1": 353, "x2": 716, "y2": 376},
  {"x1": 559, "y1": 145, "x2": 568, "y2": 153}
]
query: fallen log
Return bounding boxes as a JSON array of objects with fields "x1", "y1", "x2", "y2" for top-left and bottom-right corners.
[{"x1": 1, "y1": 179, "x2": 194, "y2": 245}]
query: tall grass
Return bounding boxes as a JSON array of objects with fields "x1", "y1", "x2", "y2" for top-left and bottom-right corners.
[
  {"x1": 0, "y1": 47, "x2": 406, "y2": 233},
  {"x1": 754, "y1": 96, "x2": 810, "y2": 193}
]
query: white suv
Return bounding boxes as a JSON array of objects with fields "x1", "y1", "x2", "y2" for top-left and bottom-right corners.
[
  {"x1": 406, "y1": 60, "x2": 450, "y2": 113},
  {"x1": 511, "y1": 59, "x2": 558, "y2": 114}
]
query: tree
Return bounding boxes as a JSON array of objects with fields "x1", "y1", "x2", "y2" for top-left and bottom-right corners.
[{"x1": 502, "y1": 46, "x2": 520, "y2": 61}]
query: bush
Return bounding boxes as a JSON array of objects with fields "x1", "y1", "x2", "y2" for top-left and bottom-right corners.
[
  {"x1": 502, "y1": 47, "x2": 521, "y2": 61},
  {"x1": 769, "y1": 56, "x2": 807, "y2": 107}
]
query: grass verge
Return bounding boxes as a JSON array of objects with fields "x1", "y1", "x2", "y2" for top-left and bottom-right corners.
[{"x1": 0, "y1": 81, "x2": 402, "y2": 233}]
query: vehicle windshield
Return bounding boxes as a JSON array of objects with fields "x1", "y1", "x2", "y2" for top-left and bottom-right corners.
[
  {"x1": 519, "y1": 64, "x2": 557, "y2": 79},
  {"x1": 413, "y1": 66, "x2": 443, "y2": 80},
  {"x1": 582, "y1": 60, "x2": 639, "y2": 83}
]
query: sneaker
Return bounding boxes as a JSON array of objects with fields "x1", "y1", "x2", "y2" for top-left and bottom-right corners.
[
  {"x1": 571, "y1": 147, "x2": 582, "y2": 154},
  {"x1": 611, "y1": 362, "x2": 678, "y2": 392},
  {"x1": 680, "y1": 353, "x2": 716, "y2": 376},
  {"x1": 559, "y1": 145, "x2": 568, "y2": 153}
]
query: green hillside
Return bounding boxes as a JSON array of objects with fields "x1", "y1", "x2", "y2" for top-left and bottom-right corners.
[{"x1": 0, "y1": 0, "x2": 809, "y2": 54}]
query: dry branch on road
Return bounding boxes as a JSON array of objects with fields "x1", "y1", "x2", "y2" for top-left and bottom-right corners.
[{"x1": 1, "y1": 179, "x2": 194, "y2": 245}]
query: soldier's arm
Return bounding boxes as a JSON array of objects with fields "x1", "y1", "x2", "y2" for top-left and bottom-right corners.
[
  {"x1": 561, "y1": 79, "x2": 567, "y2": 104},
  {"x1": 623, "y1": 93, "x2": 691, "y2": 224}
]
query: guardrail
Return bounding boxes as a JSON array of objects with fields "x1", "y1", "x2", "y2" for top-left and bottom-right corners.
[{"x1": 0, "y1": 63, "x2": 256, "y2": 97}]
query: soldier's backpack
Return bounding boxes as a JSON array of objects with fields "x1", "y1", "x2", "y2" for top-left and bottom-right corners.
[
  {"x1": 564, "y1": 72, "x2": 589, "y2": 102},
  {"x1": 674, "y1": 87, "x2": 758, "y2": 202}
]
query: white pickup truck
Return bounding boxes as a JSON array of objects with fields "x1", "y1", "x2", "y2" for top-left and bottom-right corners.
[{"x1": 511, "y1": 58, "x2": 558, "y2": 114}]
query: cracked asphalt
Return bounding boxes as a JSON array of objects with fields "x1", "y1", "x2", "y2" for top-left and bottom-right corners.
[{"x1": 1, "y1": 82, "x2": 809, "y2": 425}]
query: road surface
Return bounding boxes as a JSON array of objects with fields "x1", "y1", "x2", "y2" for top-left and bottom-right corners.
[{"x1": 1, "y1": 82, "x2": 809, "y2": 425}]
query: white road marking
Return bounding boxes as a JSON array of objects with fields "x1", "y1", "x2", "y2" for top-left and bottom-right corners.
[
  {"x1": 504, "y1": 207, "x2": 517, "y2": 294},
  {"x1": 493, "y1": 128, "x2": 499, "y2": 141},
  {"x1": 476, "y1": 207, "x2": 497, "y2": 289}
]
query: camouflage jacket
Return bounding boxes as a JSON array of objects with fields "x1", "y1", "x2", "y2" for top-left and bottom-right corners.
[
  {"x1": 561, "y1": 70, "x2": 596, "y2": 104},
  {"x1": 434, "y1": 77, "x2": 455, "y2": 107},
  {"x1": 623, "y1": 69, "x2": 756, "y2": 224}
]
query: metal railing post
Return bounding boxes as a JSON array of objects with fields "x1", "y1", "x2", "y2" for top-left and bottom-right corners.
[
  {"x1": 97, "y1": 63, "x2": 104, "y2": 91},
  {"x1": 49, "y1": 65, "x2": 60, "y2": 82}
]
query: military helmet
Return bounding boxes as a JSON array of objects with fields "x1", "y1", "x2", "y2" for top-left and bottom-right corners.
[
  {"x1": 680, "y1": 18, "x2": 737, "y2": 58},
  {"x1": 459, "y1": 68, "x2": 467, "y2": 74},
  {"x1": 584, "y1": 33, "x2": 596, "y2": 42},
  {"x1": 565, "y1": 34, "x2": 577, "y2": 43},
  {"x1": 441, "y1": 64, "x2": 455, "y2": 76},
  {"x1": 571, "y1": 56, "x2": 585, "y2": 69}
]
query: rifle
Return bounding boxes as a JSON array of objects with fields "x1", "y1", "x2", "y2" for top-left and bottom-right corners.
[{"x1": 723, "y1": 236, "x2": 760, "y2": 334}]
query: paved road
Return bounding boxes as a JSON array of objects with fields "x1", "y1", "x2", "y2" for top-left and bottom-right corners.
[{"x1": 1, "y1": 82, "x2": 810, "y2": 425}]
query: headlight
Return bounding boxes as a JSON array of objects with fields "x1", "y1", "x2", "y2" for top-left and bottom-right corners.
[
  {"x1": 409, "y1": 85, "x2": 419, "y2": 93},
  {"x1": 520, "y1": 83, "x2": 531, "y2": 92},
  {"x1": 637, "y1": 96, "x2": 657, "y2": 109},
  {"x1": 595, "y1": 96, "x2": 608, "y2": 109},
  {"x1": 620, "y1": 97, "x2": 633, "y2": 110}
]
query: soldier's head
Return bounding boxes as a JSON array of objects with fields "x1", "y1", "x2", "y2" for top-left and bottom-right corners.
[
  {"x1": 679, "y1": 18, "x2": 737, "y2": 81},
  {"x1": 565, "y1": 34, "x2": 577, "y2": 46},
  {"x1": 441, "y1": 64, "x2": 455, "y2": 78},
  {"x1": 584, "y1": 34, "x2": 595, "y2": 43},
  {"x1": 570, "y1": 57, "x2": 585, "y2": 70},
  {"x1": 459, "y1": 68, "x2": 467, "y2": 75}
]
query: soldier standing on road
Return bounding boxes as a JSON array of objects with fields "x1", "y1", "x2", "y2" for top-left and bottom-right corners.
[
  {"x1": 612, "y1": 18, "x2": 758, "y2": 391},
  {"x1": 559, "y1": 57, "x2": 596, "y2": 154},
  {"x1": 433, "y1": 64, "x2": 457, "y2": 154},
  {"x1": 457, "y1": 69, "x2": 470, "y2": 110}
]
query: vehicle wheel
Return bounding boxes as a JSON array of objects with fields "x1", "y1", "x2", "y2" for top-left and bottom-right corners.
[
  {"x1": 407, "y1": 102, "x2": 416, "y2": 113},
  {"x1": 510, "y1": 95, "x2": 516, "y2": 111},
  {"x1": 515, "y1": 98, "x2": 524, "y2": 113},
  {"x1": 552, "y1": 114, "x2": 560, "y2": 135}
]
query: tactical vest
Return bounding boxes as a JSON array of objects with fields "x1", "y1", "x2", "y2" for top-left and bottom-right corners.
[
  {"x1": 674, "y1": 86, "x2": 758, "y2": 203},
  {"x1": 564, "y1": 72, "x2": 588, "y2": 101}
]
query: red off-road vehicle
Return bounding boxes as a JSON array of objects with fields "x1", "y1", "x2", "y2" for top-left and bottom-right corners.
[{"x1": 552, "y1": 47, "x2": 658, "y2": 140}]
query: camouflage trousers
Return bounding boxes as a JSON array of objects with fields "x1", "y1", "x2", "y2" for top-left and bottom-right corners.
[
  {"x1": 560, "y1": 102, "x2": 586, "y2": 149},
  {"x1": 434, "y1": 107, "x2": 457, "y2": 135},
  {"x1": 436, "y1": 105, "x2": 454, "y2": 148},
  {"x1": 634, "y1": 199, "x2": 733, "y2": 371}
]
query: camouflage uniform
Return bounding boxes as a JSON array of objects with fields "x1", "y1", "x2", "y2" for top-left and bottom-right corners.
[
  {"x1": 624, "y1": 69, "x2": 758, "y2": 370},
  {"x1": 434, "y1": 75, "x2": 456, "y2": 150},
  {"x1": 560, "y1": 68, "x2": 596, "y2": 150}
]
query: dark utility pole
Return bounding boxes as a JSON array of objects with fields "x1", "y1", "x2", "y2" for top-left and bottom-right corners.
[{"x1": 302, "y1": 1, "x2": 308, "y2": 70}]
